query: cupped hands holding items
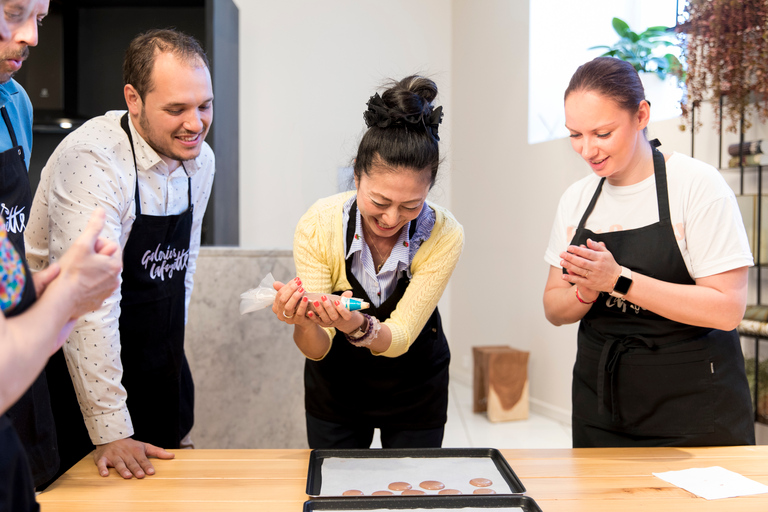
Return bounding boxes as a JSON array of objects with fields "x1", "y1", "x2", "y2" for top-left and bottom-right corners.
[
  {"x1": 543, "y1": 57, "x2": 754, "y2": 448},
  {"x1": 271, "y1": 75, "x2": 463, "y2": 449}
]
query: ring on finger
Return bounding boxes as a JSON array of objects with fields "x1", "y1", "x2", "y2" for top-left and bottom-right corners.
[
  {"x1": 282, "y1": 311, "x2": 294, "y2": 319},
  {"x1": 585, "y1": 270, "x2": 590, "y2": 278}
]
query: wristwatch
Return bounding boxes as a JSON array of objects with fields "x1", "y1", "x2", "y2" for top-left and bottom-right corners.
[
  {"x1": 610, "y1": 266, "x2": 633, "y2": 298},
  {"x1": 346, "y1": 316, "x2": 368, "y2": 340}
]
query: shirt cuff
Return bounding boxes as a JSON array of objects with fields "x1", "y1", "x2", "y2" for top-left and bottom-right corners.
[
  {"x1": 374, "y1": 322, "x2": 408, "y2": 358},
  {"x1": 84, "y1": 405, "x2": 134, "y2": 445}
]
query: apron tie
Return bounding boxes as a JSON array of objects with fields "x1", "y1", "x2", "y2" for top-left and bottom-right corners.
[{"x1": 597, "y1": 335, "x2": 655, "y2": 422}]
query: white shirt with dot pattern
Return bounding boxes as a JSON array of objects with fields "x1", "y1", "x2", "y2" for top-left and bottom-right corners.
[{"x1": 25, "y1": 110, "x2": 215, "y2": 445}]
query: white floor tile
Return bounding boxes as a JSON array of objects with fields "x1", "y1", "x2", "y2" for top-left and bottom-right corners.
[
  {"x1": 368, "y1": 379, "x2": 571, "y2": 449},
  {"x1": 445, "y1": 380, "x2": 571, "y2": 449}
]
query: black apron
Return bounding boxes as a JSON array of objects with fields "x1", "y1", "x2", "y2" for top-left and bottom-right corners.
[
  {"x1": 0, "y1": 104, "x2": 60, "y2": 489},
  {"x1": 117, "y1": 113, "x2": 195, "y2": 448},
  {"x1": 304, "y1": 200, "x2": 450, "y2": 429},
  {"x1": 0, "y1": 106, "x2": 30, "y2": 256},
  {"x1": 0, "y1": 415, "x2": 38, "y2": 512},
  {"x1": 43, "y1": 114, "x2": 195, "y2": 484},
  {"x1": 570, "y1": 140, "x2": 755, "y2": 447}
]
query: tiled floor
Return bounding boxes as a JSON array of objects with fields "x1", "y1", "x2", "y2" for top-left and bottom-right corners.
[{"x1": 372, "y1": 380, "x2": 572, "y2": 449}]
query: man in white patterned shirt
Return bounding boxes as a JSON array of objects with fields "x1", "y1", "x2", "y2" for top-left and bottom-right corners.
[{"x1": 25, "y1": 28, "x2": 215, "y2": 481}]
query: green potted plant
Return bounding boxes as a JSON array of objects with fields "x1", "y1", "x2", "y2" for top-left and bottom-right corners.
[
  {"x1": 677, "y1": 0, "x2": 768, "y2": 132},
  {"x1": 590, "y1": 17, "x2": 683, "y2": 81}
]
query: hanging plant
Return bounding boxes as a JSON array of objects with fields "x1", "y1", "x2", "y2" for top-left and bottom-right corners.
[{"x1": 678, "y1": 0, "x2": 768, "y2": 132}]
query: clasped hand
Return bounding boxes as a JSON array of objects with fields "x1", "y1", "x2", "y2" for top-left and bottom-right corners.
[
  {"x1": 559, "y1": 238, "x2": 622, "y2": 298},
  {"x1": 271, "y1": 277, "x2": 361, "y2": 333}
]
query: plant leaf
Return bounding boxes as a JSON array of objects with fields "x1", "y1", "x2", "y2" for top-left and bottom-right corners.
[{"x1": 612, "y1": 17, "x2": 631, "y2": 38}]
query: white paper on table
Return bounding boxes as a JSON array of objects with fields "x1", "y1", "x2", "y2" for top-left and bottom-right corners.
[
  {"x1": 652, "y1": 466, "x2": 768, "y2": 500},
  {"x1": 318, "y1": 457, "x2": 513, "y2": 496}
]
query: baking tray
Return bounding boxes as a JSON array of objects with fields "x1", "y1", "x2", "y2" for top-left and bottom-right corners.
[
  {"x1": 303, "y1": 495, "x2": 542, "y2": 511},
  {"x1": 306, "y1": 448, "x2": 525, "y2": 496}
]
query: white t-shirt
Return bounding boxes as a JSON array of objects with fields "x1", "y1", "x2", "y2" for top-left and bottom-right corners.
[{"x1": 544, "y1": 152, "x2": 753, "y2": 279}]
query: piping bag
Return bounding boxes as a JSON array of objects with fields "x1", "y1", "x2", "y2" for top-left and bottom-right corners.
[{"x1": 240, "y1": 273, "x2": 370, "y2": 315}]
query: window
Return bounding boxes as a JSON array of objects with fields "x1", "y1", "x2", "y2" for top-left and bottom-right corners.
[{"x1": 528, "y1": 0, "x2": 682, "y2": 144}]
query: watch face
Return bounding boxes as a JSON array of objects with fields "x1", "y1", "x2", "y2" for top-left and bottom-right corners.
[{"x1": 614, "y1": 275, "x2": 632, "y2": 295}]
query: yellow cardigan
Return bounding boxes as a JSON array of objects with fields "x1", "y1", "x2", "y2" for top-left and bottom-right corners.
[{"x1": 293, "y1": 191, "x2": 464, "y2": 360}]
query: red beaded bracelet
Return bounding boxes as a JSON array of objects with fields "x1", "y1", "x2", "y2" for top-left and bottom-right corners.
[{"x1": 575, "y1": 287, "x2": 597, "y2": 305}]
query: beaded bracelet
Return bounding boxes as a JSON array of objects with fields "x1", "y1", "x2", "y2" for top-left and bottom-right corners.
[
  {"x1": 575, "y1": 287, "x2": 597, "y2": 305},
  {"x1": 346, "y1": 313, "x2": 381, "y2": 347}
]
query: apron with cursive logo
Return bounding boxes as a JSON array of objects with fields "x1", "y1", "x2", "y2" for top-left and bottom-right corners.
[
  {"x1": 117, "y1": 113, "x2": 195, "y2": 448},
  {"x1": 1, "y1": 104, "x2": 60, "y2": 489},
  {"x1": 569, "y1": 140, "x2": 754, "y2": 447},
  {"x1": 43, "y1": 115, "x2": 195, "y2": 485}
]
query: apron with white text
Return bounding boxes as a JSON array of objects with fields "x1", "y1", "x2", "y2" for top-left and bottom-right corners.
[
  {"x1": 570, "y1": 140, "x2": 754, "y2": 447},
  {"x1": 44, "y1": 115, "x2": 195, "y2": 484},
  {"x1": 1, "y1": 104, "x2": 60, "y2": 488},
  {"x1": 117, "y1": 113, "x2": 195, "y2": 448}
]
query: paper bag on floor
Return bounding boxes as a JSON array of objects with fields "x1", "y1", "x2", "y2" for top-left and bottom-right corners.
[{"x1": 473, "y1": 345, "x2": 529, "y2": 422}]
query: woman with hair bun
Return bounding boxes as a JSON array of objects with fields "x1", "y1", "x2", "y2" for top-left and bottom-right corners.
[
  {"x1": 271, "y1": 76, "x2": 463, "y2": 449},
  {"x1": 543, "y1": 57, "x2": 755, "y2": 447}
]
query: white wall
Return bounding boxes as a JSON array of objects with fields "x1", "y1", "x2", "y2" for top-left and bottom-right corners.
[
  {"x1": 234, "y1": 0, "x2": 453, "y2": 250},
  {"x1": 232, "y1": 0, "x2": 758, "y2": 427},
  {"x1": 448, "y1": 0, "x2": 720, "y2": 424}
]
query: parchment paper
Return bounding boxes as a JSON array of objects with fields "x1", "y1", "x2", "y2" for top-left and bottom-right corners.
[{"x1": 319, "y1": 457, "x2": 515, "y2": 496}]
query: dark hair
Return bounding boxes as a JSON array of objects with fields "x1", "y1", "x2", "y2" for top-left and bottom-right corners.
[
  {"x1": 123, "y1": 28, "x2": 209, "y2": 100},
  {"x1": 564, "y1": 57, "x2": 646, "y2": 114},
  {"x1": 354, "y1": 75, "x2": 443, "y2": 188}
]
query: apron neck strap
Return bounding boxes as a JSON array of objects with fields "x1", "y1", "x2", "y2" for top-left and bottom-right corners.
[
  {"x1": 1, "y1": 106, "x2": 18, "y2": 149},
  {"x1": 120, "y1": 113, "x2": 192, "y2": 216},
  {"x1": 120, "y1": 113, "x2": 143, "y2": 215},
  {"x1": 345, "y1": 198, "x2": 418, "y2": 260},
  {"x1": 576, "y1": 139, "x2": 671, "y2": 230}
]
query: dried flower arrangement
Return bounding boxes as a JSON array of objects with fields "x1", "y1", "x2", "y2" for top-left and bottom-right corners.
[{"x1": 677, "y1": 0, "x2": 768, "y2": 132}]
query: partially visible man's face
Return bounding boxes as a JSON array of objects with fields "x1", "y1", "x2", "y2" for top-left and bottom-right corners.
[
  {"x1": 0, "y1": 0, "x2": 48, "y2": 84},
  {"x1": 132, "y1": 51, "x2": 213, "y2": 166}
]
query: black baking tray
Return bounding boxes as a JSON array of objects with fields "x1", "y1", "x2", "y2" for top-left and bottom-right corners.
[
  {"x1": 303, "y1": 495, "x2": 542, "y2": 511},
  {"x1": 306, "y1": 448, "x2": 525, "y2": 496}
]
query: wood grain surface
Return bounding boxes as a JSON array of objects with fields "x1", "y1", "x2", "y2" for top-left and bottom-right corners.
[{"x1": 36, "y1": 446, "x2": 768, "y2": 511}]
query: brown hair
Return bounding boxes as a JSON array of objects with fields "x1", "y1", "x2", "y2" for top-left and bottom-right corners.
[
  {"x1": 565, "y1": 57, "x2": 646, "y2": 114},
  {"x1": 123, "y1": 28, "x2": 209, "y2": 100}
]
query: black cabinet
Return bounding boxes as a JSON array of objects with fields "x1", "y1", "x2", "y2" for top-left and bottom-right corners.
[{"x1": 17, "y1": 0, "x2": 239, "y2": 246}]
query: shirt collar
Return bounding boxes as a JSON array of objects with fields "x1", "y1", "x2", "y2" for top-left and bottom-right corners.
[
  {"x1": 0, "y1": 80, "x2": 20, "y2": 109},
  {"x1": 126, "y1": 113, "x2": 201, "y2": 177},
  {"x1": 345, "y1": 195, "x2": 414, "y2": 275}
]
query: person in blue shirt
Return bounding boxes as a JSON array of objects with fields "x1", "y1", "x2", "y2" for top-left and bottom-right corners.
[
  {"x1": 0, "y1": 0, "x2": 61, "y2": 491},
  {"x1": 0, "y1": 3, "x2": 120, "y2": 509}
]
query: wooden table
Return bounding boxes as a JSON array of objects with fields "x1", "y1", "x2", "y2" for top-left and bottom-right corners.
[{"x1": 37, "y1": 446, "x2": 768, "y2": 511}]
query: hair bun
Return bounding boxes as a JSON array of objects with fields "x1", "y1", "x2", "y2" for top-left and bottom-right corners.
[{"x1": 363, "y1": 75, "x2": 443, "y2": 141}]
